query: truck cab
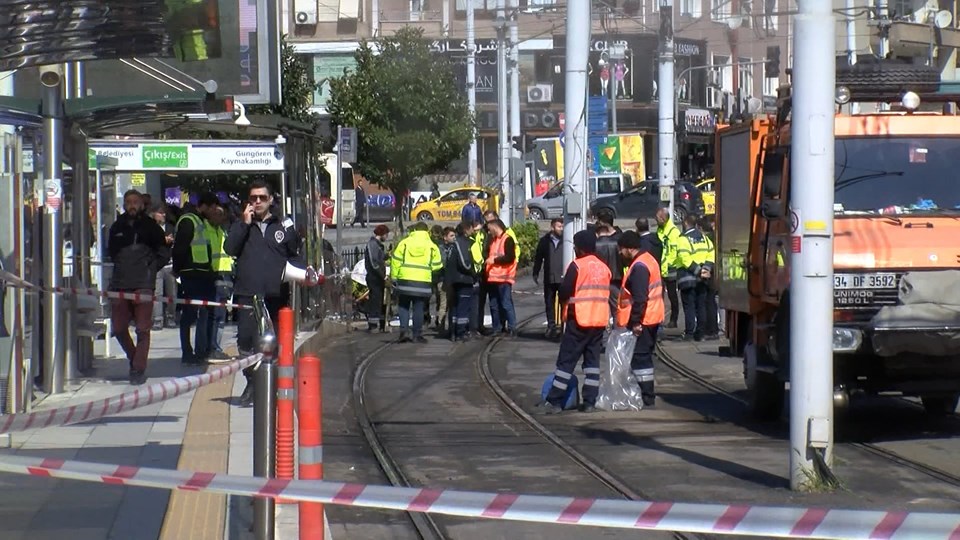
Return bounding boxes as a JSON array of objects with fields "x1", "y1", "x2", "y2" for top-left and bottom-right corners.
[{"x1": 717, "y1": 83, "x2": 960, "y2": 419}]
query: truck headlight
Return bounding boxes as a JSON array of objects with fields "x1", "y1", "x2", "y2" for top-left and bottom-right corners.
[{"x1": 833, "y1": 327, "x2": 863, "y2": 353}]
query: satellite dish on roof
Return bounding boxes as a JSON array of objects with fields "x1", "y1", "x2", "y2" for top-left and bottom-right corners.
[
  {"x1": 727, "y1": 15, "x2": 744, "y2": 30},
  {"x1": 934, "y1": 9, "x2": 953, "y2": 28},
  {"x1": 747, "y1": 97, "x2": 763, "y2": 114}
]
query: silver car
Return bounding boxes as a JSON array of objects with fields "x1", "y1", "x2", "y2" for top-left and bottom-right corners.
[{"x1": 526, "y1": 174, "x2": 629, "y2": 220}]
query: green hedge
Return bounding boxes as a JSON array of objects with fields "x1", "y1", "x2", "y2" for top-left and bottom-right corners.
[{"x1": 513, "y1": 220, "x2": 541, "y2": 269}]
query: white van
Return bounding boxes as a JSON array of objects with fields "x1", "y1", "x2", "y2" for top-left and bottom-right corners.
[{"x1": 526, "y1": 173, "x2": 632, "y2": 220}]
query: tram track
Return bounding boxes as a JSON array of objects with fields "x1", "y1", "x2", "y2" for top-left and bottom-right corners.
[
  {"x1": 655, "y1": 342, "x2": 960, "y2": 492},
  {"x1": 350, "y1": 306, "x2": 703, "y2": 540}
]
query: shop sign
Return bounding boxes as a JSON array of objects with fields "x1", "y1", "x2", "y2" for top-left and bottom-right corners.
[
  {"x1": 88, "y1": 142, "x2": 285, "y2": 172},
  {"x1": 685, "y1": 108, "x2": 716, "y2": 135}
]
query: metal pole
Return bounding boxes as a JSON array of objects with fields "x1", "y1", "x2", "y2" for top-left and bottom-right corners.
[
  {"x1": 789, "y1": 0, "x2": 836, "y2": 491},
  {"x1": 466, "y1": 0, "x2": 478, "y2": 186},
  {"x1": 253, "y1": 295, "x2": 277, "y2": 540},
  {"x1": 561, "y1": 0, "x2": 591, "y2": 270},
  {"x1": 496, "y1": 0, "x2": 510, "y2": 223},
  {"x1": 845, "y1": 0, "x2": 859, "y2": 114},
  {"x1": 657, "y1": 0, "x2": 676, "y2": 221},
  {"x1": 334, "y1": 128, "x2": 343, "y2": 262},
  {"x1": 508, "y1": 0, "x2": 520, "y2": 226},
  {"x1": 41, "y1": 67, "x2": 65, "y2": 395}
]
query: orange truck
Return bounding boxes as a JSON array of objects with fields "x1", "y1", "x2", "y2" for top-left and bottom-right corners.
[{"x1": 716, "y1": 77, "x2": 960, "y2": 420}]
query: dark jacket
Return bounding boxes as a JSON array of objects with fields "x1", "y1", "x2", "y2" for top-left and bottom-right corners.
[
  {"x1": 172, "y1": 211, "x2": 213, "y2": 276},
  {"x1": 158, "y1": 222, "x2": 175, "y2": 268},
  {"x1": 638, "y1": 231, "x2": 663, "y2": 266},
  {"x1": 108, "y1": 212, "x2": 168, "y2": 291},
  {"x1": 445, "y1": 234, "x2": 477, "y2": 286},
  {"x1": 364, "y1": 236, "x2": 386, "y2": 284},
  {"x1": 461, "y1": 202, "x2": 483, "y2": 225},
  {"x1": 595, "y1": 230, "x2": 623, "y2": 284},
  {"x1": 355, "y1": 186, "x2": 366, "y2": 209},
  {"x1": 224, "y1": 213, "x2": 306, "y2": 298},
  {"x1": 624, "y1": 257, "x2": 653, "y2": 327},
  {"x1": 532, "y1": 233, "x2": 564, "y2": 284}
]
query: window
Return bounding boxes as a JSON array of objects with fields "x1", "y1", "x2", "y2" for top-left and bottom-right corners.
[
  {"x1": 763, "y1": 0, "x2": 778, "y2": 31},
  {"x1": 738, "y1": 57, "x2": 754, "y2": 98},
  {"x1": 681, "y1": 0, "x2": 702, "y2": 18},
  {"x1": 763, "y1": 76, "x2": 779, "y2": 97},
  {"x1": 441, "y1": 190, "x2": 469, "y2": 203},
  {"x1": 712, "y1": 54, "x2": 733, "y2": 93},
  {"x1": 711, "y1": 0, "x2": 731, "y2": 21}
]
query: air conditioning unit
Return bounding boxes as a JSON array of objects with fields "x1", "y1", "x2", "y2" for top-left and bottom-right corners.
[
  {"x1": 294, "y1": 0, "x2": 318, "y2": 25},
  {"x1": 707, "y1": 88, "x2": 724, "y2": 109},
  {"x1": 527, "y1": 84, "x2": 553, "y2": 103}
]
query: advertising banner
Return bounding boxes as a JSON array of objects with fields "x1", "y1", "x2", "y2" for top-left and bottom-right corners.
[{"x1": 88, "y1": 142, "x2": 284, "y2": 172}]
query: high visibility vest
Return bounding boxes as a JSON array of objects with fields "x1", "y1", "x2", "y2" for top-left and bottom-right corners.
[
  {"x1": 486, "y1": 234, "x2": 518, "y2": 285},
  {"x1": 566, "y1": 254, "x2": 612, "y2": 328},
  {"x1": 176, "y1": 213, "x2": 210, "y2": 268},
  {"x1": 205, "y1": 223, "x2": 233, "y2": 273},
  {"x1": 471, "y1": 230, "x2": 486, "y2": 274},
  {"x1": 390, "y1": 230, "x2": 443, "y2": 296},
  {"x1": 616, "y1": 252, "x2": 665, "y2": 327},
  {"x1": 657, "y1": 220, "x2": 681, "y2": 276},
  {"x1": 505, "y1": 227, "x2": 520, "y2": 261},
  {"x1": 676, "y1": 229, "x2": 713, "y2": 288}
]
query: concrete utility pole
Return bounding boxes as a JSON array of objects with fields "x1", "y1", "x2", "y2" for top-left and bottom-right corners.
[
  {"x1": 789, "y1": 0, "x2": 836, "y2": 490},
  {"x1": 561, "y1": 0, "x2": 590, "y2": 270},
  {"x1": 657, "y1": 0, "x2": 676, "y2": 220},
  {"x1": 496, "y1": 0, "x2": 510, "y2": 223},
  {"x1": 40, "y1": 64, "x2": 65, "y2": 395},
  {"x1": 508, "y1": 0, "x2": 521, "y2": 226},
  {"x1": 466, "y1": 0, "x2": 478, "y2": 186},
  {"x1": 845, "y1": 0, "x2": 859, "y2": 114}
]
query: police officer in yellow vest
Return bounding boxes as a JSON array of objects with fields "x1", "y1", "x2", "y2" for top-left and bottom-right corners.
[
  {"x1": 390, "y1": 221, "x2": 443, "y2": 343},
  {"x1": 172, "y1": 192, "x2": 220, "y2": 364},
  {"x1": 699, "y1": 217, "x2": 720, "y2": 340},
  {"x1": 468, "y1": 219, "x2": 486, "y2": 336},
  {"x1": 674, "y1": 214, "x2": 715, "y2": 341},
  {"x1": 206, "y1": 204, "x2": 235, "y2": 362},
  {"x1": 656, "y1": 207, "x2": 683, "y2": 329}
]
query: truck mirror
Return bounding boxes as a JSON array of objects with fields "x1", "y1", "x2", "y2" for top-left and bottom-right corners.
[
  {"x1": 761, "y1": 151, "x2": 786, "y2": 198},
  {"x1": 761, "y1": 199, "x2": 784, "y2": 218}
]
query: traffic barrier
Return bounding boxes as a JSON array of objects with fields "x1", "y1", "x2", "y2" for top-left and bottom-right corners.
[
  {"x1": 0, "y1": 269, "x2": 252, "y2": 310},
  {"x1": 2, "y1": 453, "x2": 959, "y2": 539},
  {"x1": 297, "y1": 355, "x2": 324, "y2": 539},
  {"x1": 276, "y1": 308, "x2": 296, "y2": 482},
  {"x1": 0, "y1": 354, "x2": 261, "y2": 434}
]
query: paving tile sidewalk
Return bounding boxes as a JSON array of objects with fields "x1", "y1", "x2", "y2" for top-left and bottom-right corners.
[{"x1": 0, "y1": 326, "x2": 237, "y2": 540}]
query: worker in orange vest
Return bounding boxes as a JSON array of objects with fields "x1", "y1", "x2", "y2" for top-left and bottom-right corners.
[
  {"x1": 617, "y1": 230, "x2": 665, "y2": 407},
  {"x1": 539, "y1": 230, "x2": 612, "y2": 414},
  {"x1": 485, "y1": 219, "x2": 519, "y2": 337}
]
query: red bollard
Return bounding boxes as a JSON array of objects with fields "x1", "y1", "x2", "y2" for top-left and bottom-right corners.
[
  {"x1": 298, "y1": 355, "x2": 325, "y2": 539},
  {"x1": 276, "y1": 308, "x2": 296, "y2": 484}
]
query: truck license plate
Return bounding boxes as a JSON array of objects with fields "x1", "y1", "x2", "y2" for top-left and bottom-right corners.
[{"x1": 834, "y1": 273, "x2": 897, "y2": 289}]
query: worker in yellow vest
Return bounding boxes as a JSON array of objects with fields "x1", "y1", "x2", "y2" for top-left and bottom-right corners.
[
  {"x1": 172, "y1": 192, "x2": 220, "y2": 365},
  {"x1": 205, "y1": 203, "x2": 235, "y2": 362},
  {"x1": 390, "y1": 221, "x2": 443, "y2": 343},
  {"x1": 467, "y1": 219, "x2": 486, "y2": 337},
  {"x1": 656, "y1": 207, "x2": 683, "y2": 328},
  {"x1": 538, "y1": 231, "x2": 612, "y2": 414},
  {"x1": 485, "y1": 219, "x2": 519, "y2": 337},
  {"x1": 675, "y1": 214, "x2": 715, "y2": 341}
]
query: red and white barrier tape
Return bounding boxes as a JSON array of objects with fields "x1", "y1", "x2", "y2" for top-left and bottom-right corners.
[
  {"x1": 0, "y1": 354, "x2": 261, "y2": 434},
  {"x1": 0, "y1": 269, "x2": 252, "y2": 310},
  {"x1": 0, "y1": 454, "x2": 957, "y2": 539}
]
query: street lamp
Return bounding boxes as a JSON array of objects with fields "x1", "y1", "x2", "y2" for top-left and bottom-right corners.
[{"x1": 608, "y1": 42, "x2": 627, "y2": 135}]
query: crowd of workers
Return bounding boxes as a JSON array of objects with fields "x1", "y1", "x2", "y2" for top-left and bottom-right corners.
[
  {"x1": 360, "y1": 190, "x2": 719, "y2": 414},
  {"x1": 105, "y1": 181, "x2": 306, "y2": 406}
]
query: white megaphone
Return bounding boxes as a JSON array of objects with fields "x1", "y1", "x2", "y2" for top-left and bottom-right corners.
[{"x1": 282, "y1": 262, "x2": 320, "y2": 287}]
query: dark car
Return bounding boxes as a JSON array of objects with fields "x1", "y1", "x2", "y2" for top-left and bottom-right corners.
[{"x1": 589, "y1": 180, "x2": 704, "y2": 223}]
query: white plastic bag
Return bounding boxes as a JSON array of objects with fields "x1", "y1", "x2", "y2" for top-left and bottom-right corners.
[{"x1": 596, "y1": 328, "x2": 645, "y2": 411}]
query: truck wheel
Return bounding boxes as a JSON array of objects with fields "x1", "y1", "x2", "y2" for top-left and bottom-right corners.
[
  {"x1": 416, "y1": 211, "x2": 433, "y2": 221},
  {"x1": 673, "y1": 206, "x2": 687, "y2": 225},
  {"x1": 528, "y1": 207, "x2": 545, "y2": 221},
  {"x1": 920, "y1": 394, "x2": 960, "y2": 416},
  {"x1": 836, "y1": 62, "x2": 941, "y2": 93},
  {"x1": 744, "y1": 342, "x2": 785, "y2": 421}
]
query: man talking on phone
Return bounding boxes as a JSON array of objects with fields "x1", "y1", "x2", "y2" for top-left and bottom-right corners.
[{"x1": 225, "y1": 180, "x2": 308, "y2": 406}]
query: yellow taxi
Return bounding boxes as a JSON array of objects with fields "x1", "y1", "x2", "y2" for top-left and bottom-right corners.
[
  {"x1": 410, "y1": 186, "x2": 500, "y2": 221},
  {"x1": 697, "y1": 178, "x2": 716, "y2": 216}
]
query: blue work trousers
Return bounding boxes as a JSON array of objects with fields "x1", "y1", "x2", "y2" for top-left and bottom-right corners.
[
  {"x1": 546, "y1": 322, "x2": 604, "y2": 407},
  {"x1": 179, "y1": 274, "x2": 215, "y2": 360},
  {"x1": 489, "y1": 282, "x2": 517, "y2": 332},
  {"x1": 397, "y1": 294, "x2": 426, "y2": 338}
]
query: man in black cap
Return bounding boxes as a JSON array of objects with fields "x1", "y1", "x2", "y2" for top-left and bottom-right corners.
[{"x1": 537, "y1": 230, "x2": 612, "y2": 414}]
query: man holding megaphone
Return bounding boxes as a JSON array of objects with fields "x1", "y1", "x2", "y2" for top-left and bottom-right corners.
[{"x1": 225, "y1": 180, "x2": 316, "y2": 406}]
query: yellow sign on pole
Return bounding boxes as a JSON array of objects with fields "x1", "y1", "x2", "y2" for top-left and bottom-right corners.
[{"x1": 130, "y1": 173, "x2": 146, "y2": 186}]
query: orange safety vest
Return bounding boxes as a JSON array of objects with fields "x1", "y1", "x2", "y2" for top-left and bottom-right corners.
[
  {"x1": 486, "y1": 233, "x2": 518, "y2": 284},
  {"x1": 565, "y1": 254, "x2": 612, "y2": 328},
  {"x1": 616, "y1": 252, "x2": 665, "y2": 327}
]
